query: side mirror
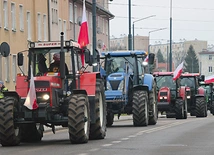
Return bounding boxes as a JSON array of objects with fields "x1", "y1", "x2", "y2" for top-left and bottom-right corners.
[
  {"x1": 0, "y1": 42, "x2": 10, "y2": 57},
  {"x1": 17, "y1": 52, "x2": 24, "y2": 66},
  {"x1": 84, "y1": 49, "x2": 91, "y2": 64},
  {"x1": 148, "y1": 53, "x2": 155, "y2": 65}
]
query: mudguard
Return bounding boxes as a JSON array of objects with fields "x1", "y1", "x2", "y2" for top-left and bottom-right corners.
[
  {"x1": 179, "y1": 86, "x2": 186, "y2": 100},
  {"x1": 198, "y1": 87, "x2": 205, "y2": 95},
  {"x1": 143, "y1": 74, "x2": 154, "y2": 91}
]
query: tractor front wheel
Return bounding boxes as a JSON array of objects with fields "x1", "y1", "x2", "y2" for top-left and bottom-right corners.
[{"x1": 68, "y1": 94, "x2": 90, "y2": 144}]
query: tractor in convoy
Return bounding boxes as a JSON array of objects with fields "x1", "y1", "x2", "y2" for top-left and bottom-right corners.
[
  {"x1": 153, "y1": 72, "x2": 188, "y2": 119},
  {"x1": 0, "y1": 33, "x2": 106, "y2": 146},
  {"x1": 199, "y1": 81, "x2": 214, "y2": 114},
  {"x1": 180, "y1": 73, "x2": 207, "y2": 117},
  {"x1": 101, "y1": 51, "x2": 157, "y2": 127}
]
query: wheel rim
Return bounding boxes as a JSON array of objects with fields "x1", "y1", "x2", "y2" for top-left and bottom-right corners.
[
  {"x1": 99, "y1": 93, "x2": 104, "y2": 127},
  {"x1": 14, "y1": 127, "x2": 19, "y2": 136},
  {"x1": 84, "y1": 104, "x2": 88, "y2": 134}
]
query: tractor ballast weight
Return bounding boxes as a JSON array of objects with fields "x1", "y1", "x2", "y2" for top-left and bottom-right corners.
[
  {"x1": 180, "y1": 73, "x2": 207, "y2": 117},
  {"x1": 101, "y1": 51, "x2": 158, "y2": 127},
  {"x1": 0, "y1": 33, "x2": 106, "y2": 146},
  {"x1": 153, "y1": 72, "x2": 188, "y2": 119}
]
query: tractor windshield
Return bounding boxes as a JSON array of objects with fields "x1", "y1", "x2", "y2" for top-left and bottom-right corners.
[
  {"x1": 105, "y1": 56, "x2": 134, "y2": 75},
  {"x1": 30, "y1": 48, "x2": 82, "y2": 76},
  {"x1": 180, "y1": 77, "x2": 195, "y2": 88},
  {"x1": 156, "y1": 75, "x2": 176, "y2": 90}
]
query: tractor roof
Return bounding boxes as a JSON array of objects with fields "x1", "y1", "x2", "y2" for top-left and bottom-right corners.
[
  {"x1": 153, "y1": 72, "x2": 173, "y2": 76},
  {"x1": 101, "y1": 50, "x2": 146, "y2": 57},
  {"x1": 181, "y1": 73, "x2": 200, "y2": 77}
]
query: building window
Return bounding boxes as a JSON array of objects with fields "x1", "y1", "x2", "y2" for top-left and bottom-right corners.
[
  {"x1": 37, "y1": 13, "x2": 41, "y2": 41},
  {"x1": 63, "y1": 20, "x2": 67, "y2": 40},
  {"x1": 69, "y1": 3, "x2": 73, "y2": 23},
  {"x1": 105, "y1": 20, "x2": 108, "y2": 35},
  {"x1": 74, "y1": 5, "x2": 77, "y2": 24},
  {"x1": 27, "y1": 12, "x2": 31, "y2": 40},
  {"x1": 209, "y1": 66, "x2": 212, "y2": 73},
  {"x1": 11, "y1": 3, "x2": 16, "y2": 31},
  {"x1": 19, "y1": 5, "x2": 24, "y2": 31},
  {"x1": 12, "y1": 55, "x2": 17, "y2": 82},
  {"x1": 43, "y1": 14, "x2": 47, "y2": 41},
  {"x1": 89, "y1": 12, "x2": 92, "y2": 29},
  {"x1": 209, "y1": 55, "x2": 212, "y2": 60},
  {"x1": 5, "y1": 57, "x2": 10, "y2": 82},
  {"x1": 3, "y1": 0, "x2": 8, "y2": 29}
]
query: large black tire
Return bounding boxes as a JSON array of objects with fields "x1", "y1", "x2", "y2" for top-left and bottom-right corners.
[
  {"x1": 148, "y1": 82, "x2": 158, "y2": 125},
  {"x1": 0, "y1": 97, "x2": 21, "y2": 146},
  {"x1": 195, "y1": 97, "x2": 207, "y2": 117},
  {"x1": 68, "y1": 94, "x2": 90, "y2": 144},
  {"x1": 132, "y1": 90, "x2": 149, "y2": 126},
  {"x1": 211, "y1": 101, "x2": 214, "y2": 115},
  {"x1": 175, "y1": 99, "x2": 187, "y2": 119},
  {"x1": 20, "y1": 124, "x2": 44, "y2": 142},
  {"x1": 89, "y1": 79, "x2": 107, "y2": 140},
  {"x1": 106, "y1": 112, "x2": 114, "y2": 127}
]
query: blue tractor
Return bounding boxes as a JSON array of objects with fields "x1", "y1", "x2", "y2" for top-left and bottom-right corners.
[{"x1": 101, "y1": 51, "x2": 157, "y2": 127}]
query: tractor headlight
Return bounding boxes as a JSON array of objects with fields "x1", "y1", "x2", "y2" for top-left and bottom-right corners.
[
  {"x1": 107, "y1": 81, "x2": 112, "y2": 90},
  {"x1": 160, "y1": 96, "x2": 163, "y2": 99},
  {"x1": 43, "y1": 94, "x2": 50, "y2": 100},
  {"x1": 163, "y1": 96, "x2": 167, "y2": 99},
  {"x1": 118, "y1": 81, "x2": 124, "y2": 90},
  {"x1": 187, "y1": 96, "x2": 191, "y2": 99}
]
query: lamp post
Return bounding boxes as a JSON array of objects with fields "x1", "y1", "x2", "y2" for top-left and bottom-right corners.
[
  {"x1": 148, "y1": 28, "x2": 167, "y2": 72},
  {"x1": 132, "y1": 15, "x2": 156, "y2": 50},
  {"x1": 169, "y1": 0, "x2": 173, "y2": 71}
]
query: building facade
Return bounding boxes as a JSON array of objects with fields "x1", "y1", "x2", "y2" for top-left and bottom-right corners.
[
  {"x1": 199, "y1": 50, "x2": 214, "y2": 77},
  {"x1": 0, "y1": 0, "x2": 114, "y2": 90}
]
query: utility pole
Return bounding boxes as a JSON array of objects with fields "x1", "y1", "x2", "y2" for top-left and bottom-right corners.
[
  {"x1": 169, "y1": 0, "x2": 173, "y2": 71},
  {"x1": 128, "y1": 0, "x2": 132, "y2": 50}
]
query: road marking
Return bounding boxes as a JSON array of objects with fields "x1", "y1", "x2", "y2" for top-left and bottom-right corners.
[
  {"x1": 102, "y1": 144, "x2": 113, "y2": 147},
  {"x1": 77, "y1": 153, "x2": 88, "y2": 155},
  {"x1": 112, "y1": 141, "x2": 121, "y2": 144},
  {"x1": 128, "y1": 135, "x2": 137, "y2": 138},
  {"x1": 89, "y1": 148, "x2": 100, "y2": 152},
  {"x1": 121, "y1": 137, "x2": 129, "y2": 140}
]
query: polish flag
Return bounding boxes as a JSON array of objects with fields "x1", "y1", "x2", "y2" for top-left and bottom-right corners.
[
  {"x1": 144, "y1": 55, "x2": 149, "y2": 62},
  {"x1": 205, "y1": 74, "x2": 214, "y2": 84},
  {"x1": 78, "y1": 0, "x2": 89, "y2": 66},
  {"x1": 24, "y1": 67, "x2": 38, "y2": 110},
  {"x1": 173, "y1": 62, "x2": 184, "y2": 81}
]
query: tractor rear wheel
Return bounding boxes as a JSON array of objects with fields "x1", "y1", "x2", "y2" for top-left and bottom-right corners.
[
  {"x1": 195, "y1": 97, "x2": 207, "y2": 117},
  {"x1": 68, "y1": 94, "x2": 90, "y2": 144},
  {"x1": 20, "y1": 124, "x2": 44, "y2": 142},
  {"x1": 148, "y1": 82, "x2": 158, "y2": 125},
  {"x1": 132, "y1": 90, "x2": 149, "y2": 126},
  {"x1": 89, "y1": 79, "x2": 106, "y2": 140},
  {"x1": 106, "y1": 112, "x2": 114, "y2": 127},
  {"x1": 0, "y1": 97, "x2": 21, "y2": 146}
]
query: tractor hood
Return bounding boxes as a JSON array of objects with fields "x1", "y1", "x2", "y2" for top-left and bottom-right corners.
[{"x1": 107, "y1": 72, "x2": 126, "y2": 81}]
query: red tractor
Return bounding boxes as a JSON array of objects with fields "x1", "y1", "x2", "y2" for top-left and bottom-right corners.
[
  {"x1": 0, "y1": 33, "x2": 106, "y2": 146},
  {"x1": 153, "y1": 72, "x2": 188, "y2": 119},
  {"x1": 180, "y1": 73, "x2": 207, "y2": 117}
]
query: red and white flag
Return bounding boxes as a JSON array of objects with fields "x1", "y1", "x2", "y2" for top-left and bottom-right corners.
[
  {"x1": 144, "y1": 55, "x2": 149, "y2": 62},
  {"x1": 205, "y1": 74, "x2": 214, "y2": 84},
  {"x1": 24, "y1": 67, "x2": 38, "y2": 110},
  {"x1": 173, "y1": 61, "x2": 184, "y2": 81},
  {"x1": 78, "y1": 0, "x2": 89, "y2": 66}
]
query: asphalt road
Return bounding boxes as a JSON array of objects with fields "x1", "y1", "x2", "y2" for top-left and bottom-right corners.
[{"x1": 1, "y1": 114, "x2": 214, "y2": 155}]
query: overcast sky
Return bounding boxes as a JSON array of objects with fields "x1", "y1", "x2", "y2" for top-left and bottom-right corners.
[{"x1": 108, "y1": 0, "x2": 214, "y2": 45}]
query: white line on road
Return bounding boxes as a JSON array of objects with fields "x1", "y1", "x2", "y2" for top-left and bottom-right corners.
[
  {"x1": 89, "y1": 148, "x2": 100, "y2": 152},
  {"x1": 112, "y1": 141, "x2": 121, "y2": 144},
  {"x1": 128, "y1": 135, "x2": 137, "y2": 138},
  {"x1": 121, "y1": 137, "x2": 129, "y2": 140},
  {"x1": 102, "y1": 144, "x2": 113, "y2": 147}
]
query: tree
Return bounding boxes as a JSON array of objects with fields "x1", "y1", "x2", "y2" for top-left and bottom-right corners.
[
  {"x1": 156, "y1": 49, "x2": 165, "y2": 63},
  {"x1": 184, "y1": 45, "x2": 199, "y2": 73}
]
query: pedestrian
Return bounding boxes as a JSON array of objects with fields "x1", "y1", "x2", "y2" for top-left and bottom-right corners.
[{"x1": 0, "y1": 81, "x2": 8, "y2": 99}]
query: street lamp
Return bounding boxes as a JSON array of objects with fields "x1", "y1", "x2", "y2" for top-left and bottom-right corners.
[
  {"x1": 132, "y1": 15, "x2": 156, "y2": 50},
  {"x1": 148, "y1": 28, "x2": 167, "y2": 72},
  {"x1": 128, "y1": 0, "x2": 132, "y2": 50}
]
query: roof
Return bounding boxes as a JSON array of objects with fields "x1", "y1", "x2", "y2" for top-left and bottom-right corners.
[
  {"x1": 153, "y1": 72, "x2": 173, "y2": 76},
  {"x1": 181, "y1": 73, "x2": 200, "y2": 77},
  {"x1": 101, "y1": 51, "x2": 146, "y2": 56}
]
